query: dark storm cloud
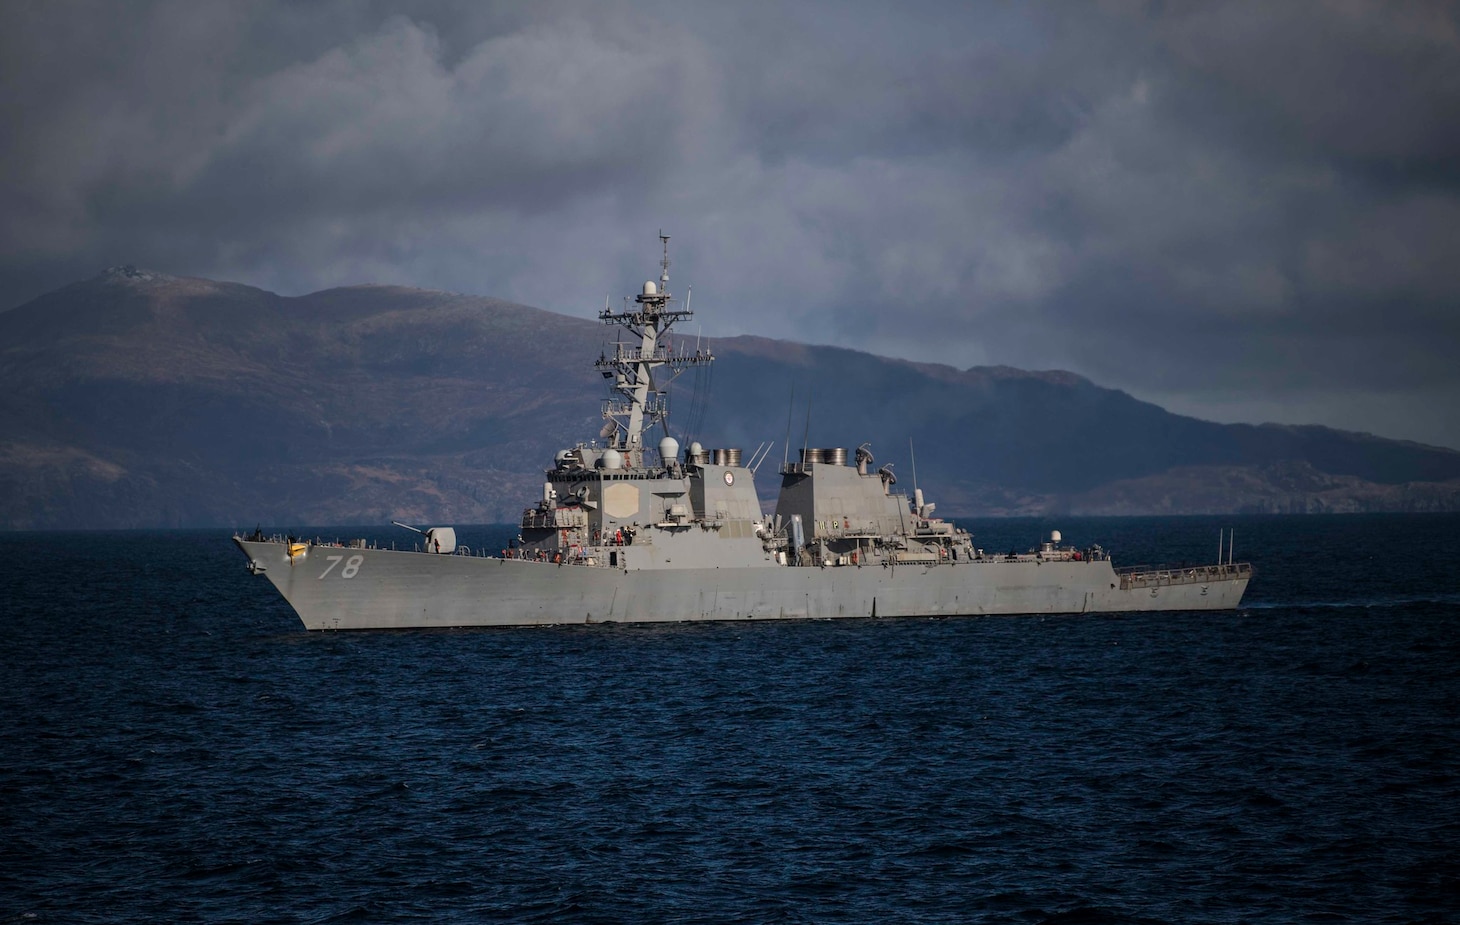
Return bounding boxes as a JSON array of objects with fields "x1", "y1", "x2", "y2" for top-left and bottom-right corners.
[{"x1": 2, "y1": 0, "x2": 1458, "y2": 447}]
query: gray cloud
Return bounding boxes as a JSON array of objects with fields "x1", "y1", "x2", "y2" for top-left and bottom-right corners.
[{"x1": 3, "y1": 0, "x2": 1458, "y2": 448}]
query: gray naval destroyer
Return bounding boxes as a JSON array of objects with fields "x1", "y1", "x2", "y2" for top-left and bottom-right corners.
[{"x1": 235, "y1": 236, "x2": 1251, "y2": 630}]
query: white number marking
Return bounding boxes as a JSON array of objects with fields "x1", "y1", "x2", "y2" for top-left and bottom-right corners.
[{"x1": 319, "y1": 554, "x2": 364, "y2": 579}]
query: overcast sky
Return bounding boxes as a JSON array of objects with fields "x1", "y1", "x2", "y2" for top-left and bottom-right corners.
[{"x1": 3, "y1": 0, "x2": 1458, "y2": 448}]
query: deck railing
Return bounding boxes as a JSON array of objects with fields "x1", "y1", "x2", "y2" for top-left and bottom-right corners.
[{"x1": 1116, "y1": 562, "x2": 1252, "y2": 590}]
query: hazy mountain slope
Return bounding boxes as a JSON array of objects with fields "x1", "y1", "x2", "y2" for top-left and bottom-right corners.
[
  {"x1": 705, "y1": 339, "x2": 1460, "y2": 488},
  {"x1": 1, "y1": 267, "x2": 1457, "y2": 528}
]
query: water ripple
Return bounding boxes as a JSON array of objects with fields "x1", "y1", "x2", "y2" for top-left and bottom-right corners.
[{"x1": 1, "y1": 517, "x2": 1457, "y2": 923}]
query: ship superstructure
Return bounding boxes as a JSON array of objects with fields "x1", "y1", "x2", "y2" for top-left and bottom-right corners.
[{"x1": 235, "y1": 238, "x2": 1250, "y2": 630}]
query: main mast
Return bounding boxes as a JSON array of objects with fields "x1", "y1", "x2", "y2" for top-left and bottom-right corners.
[{"x1": 595, "y1": 233, "x2": 712, "y2": 468}]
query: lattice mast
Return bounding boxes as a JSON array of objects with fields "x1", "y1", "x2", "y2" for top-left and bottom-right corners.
[{"x1": 595, "y1": 233, "x2": 713, "y2": 467}]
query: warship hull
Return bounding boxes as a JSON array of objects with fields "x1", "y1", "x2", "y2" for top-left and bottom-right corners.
[
  {"x1": 236, "y1": 538, "x2": 1249, "y2": 631},
  {"x1": 233, "y1": 237, "x2": 1252, "y2": 629}
]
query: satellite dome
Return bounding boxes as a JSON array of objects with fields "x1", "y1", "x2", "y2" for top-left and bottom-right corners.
[
  {"x1": 659, "y1": 436, "x2": 680, "y2": 463},
  {"x1": 643, "y1": 280, "x2": 657, "y2": 296},
  {"x1": 601, "y1": 448, "x2": 623, "y2": 470}
]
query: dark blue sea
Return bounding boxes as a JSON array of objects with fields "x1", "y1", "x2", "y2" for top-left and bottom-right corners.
[{"x1": 3, "y1": 514, "x2": 1458, "y2": 924}]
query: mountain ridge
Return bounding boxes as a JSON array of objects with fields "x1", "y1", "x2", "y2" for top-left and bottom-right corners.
[{"x1": 1, "y1": 268, "x2": 1457, "y2": 529}]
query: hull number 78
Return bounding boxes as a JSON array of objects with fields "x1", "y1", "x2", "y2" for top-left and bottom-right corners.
[{"x1": 319, "y1": 555, "x2": 364, "y2": 579}]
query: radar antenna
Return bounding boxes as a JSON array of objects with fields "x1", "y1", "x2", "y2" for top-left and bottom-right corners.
[{"x1": 594, "y1": 234, "x2": 712, "y2": 467}]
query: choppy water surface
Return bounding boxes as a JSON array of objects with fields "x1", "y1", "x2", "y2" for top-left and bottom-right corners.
[{"x1": 2, "y1": 514, "x2": 1457, "y2": 923}]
